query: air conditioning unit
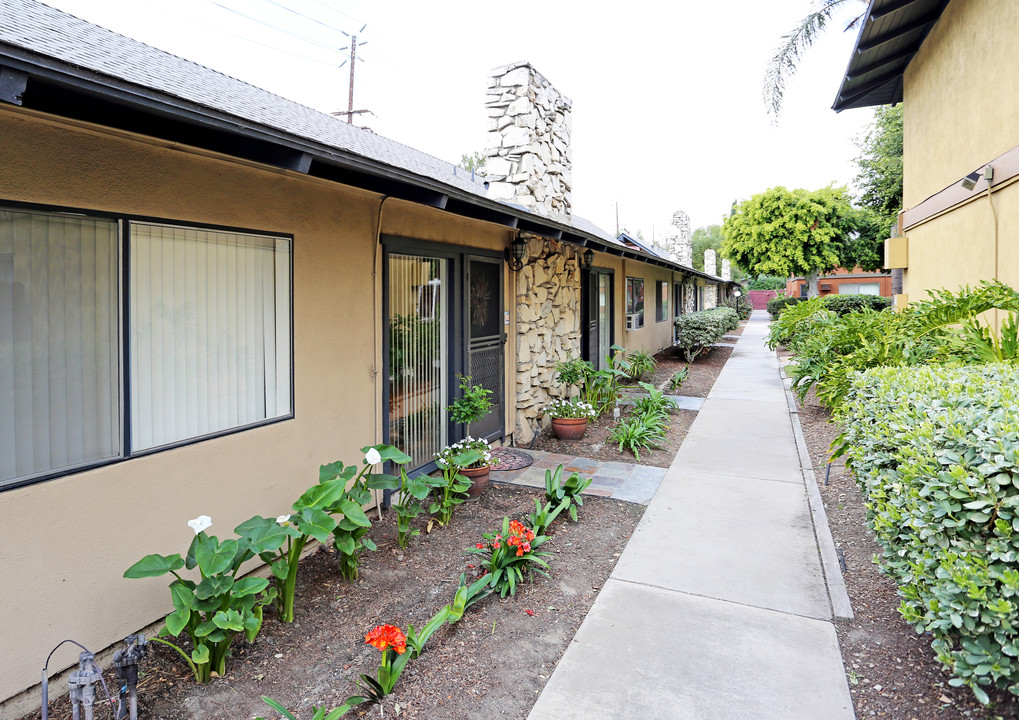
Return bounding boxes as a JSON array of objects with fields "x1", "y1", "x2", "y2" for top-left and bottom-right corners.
[{"x1": 626, "y1": 313, "x2": 643, "y2": 330}]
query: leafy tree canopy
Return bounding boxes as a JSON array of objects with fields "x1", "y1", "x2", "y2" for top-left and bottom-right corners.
[
  {"x1": 721, "y1": 186, "x2": 866, "y2": 291},
  {"x1": 692, "y1": 225, "x2": 723, "y2": 272},
  {"x1": 854, "y1": 104, "x2": 903, "y2": 229},
  {"x1": 459, "y1": 151, "x2": 487, "y2": 174}
]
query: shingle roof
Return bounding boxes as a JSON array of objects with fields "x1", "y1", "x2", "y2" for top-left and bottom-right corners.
[
  {"x1": 0, "y1": 0, "x2": 488, "y2": 197},
  {"x1": 0, "y1": 0, "x2": 723, "y2": 280},
  {"x1": 832, "y1": 0, "x2": 950, "y2": 111}
]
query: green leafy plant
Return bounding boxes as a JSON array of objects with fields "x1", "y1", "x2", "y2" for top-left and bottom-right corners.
[
  {"x1": 392, "y1": 467, "x2": 443, "y2": 548},
  {"x1": 720, "y1": 293, "x2": 753, "y2": 320},
  {"x1": 631, "y1": 381, "x2": 678, "y2": 419},
  {"x1": 124, "y1": 516, "x2": 275, "y2": 682},
  {"x1": 524, "y1": 497, "x2": 570, "y2": 537},
  {"x1": 256, "y1": 696, "x2": 360, "y2": 720},
  {"x1": 673, "y1": 307, "x2": 738, "y2": 362},
  {"x1": 747, "y1": 275, "x2": 787, "y2": 291},
  {"x1": 834, "y1": 364, "x2": 1019, "y2": 704},
  {"x1": 543, "y1": 464, "x2": 593, "y2": 521},
  {"x1": 554, "y1": 357, "x2": 592, "y2": 388},
  {"x1": 608, "y1": 416, "x2": 665, "y2": 461},
  {"x1": 820, "y1": 294, "x2": 890, "y2": 315},
  {"x1": 624, "y1": 347, "x2": 657, "y2": 382},
  {"x1": 466, "y1": 517, "x2": 550, "y2": 598},
  {"x1": 554, "y1": 349, "x2": 630, "y2": 418},
  {"x1": 667, "y1": 367, "x2": 688, "y2": 392},
  {"x1": 323, "y1": 447, "x2": 406, "y2": 581},
  {"x1": 430, "y1": 447, "x2": 482, "y2": 526},
  {"x1": 447, "y1": 374, "x2": 493, "y2": 435}
]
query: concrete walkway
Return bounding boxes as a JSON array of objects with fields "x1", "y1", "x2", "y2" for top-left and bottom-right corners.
[{"x1": 528, "y1": 311, "x2": 855, "y2": 720}]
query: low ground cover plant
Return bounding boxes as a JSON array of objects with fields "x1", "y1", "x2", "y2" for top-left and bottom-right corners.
[
  {"x1": 467, "y1": 517, "x2": 550, "y2": 598},
  {"x1": 625, "y1": 347, "x2": 657, "y2": 382},
  {"x1": 667, "y1": 367, "x2": 688, "y2": 392},
  {"x1": 673, "y1": 307, "x2": 738, "y2": 362},
  {"x1": 834, "y1": 364, "x2": 1019, "y2": 704}
]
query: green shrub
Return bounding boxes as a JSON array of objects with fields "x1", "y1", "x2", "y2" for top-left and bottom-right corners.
[
  {"x1": 721, "y1": 293, "x2": 753, "y2": 320},
  {"x1": 746, "y1": 275, "x2": 787, "y2": 291},
  {"x1": 834, "y1": 364, "x2": 1019, "y2": 704},
  {"x1": 673, "y1": 307, "x2": 738, "y2": 362},
  {"x1": 767, "y1": 295, "x2": 801, "y2": 319},
  {"x1": 608, "y1": 416, "x2": 665, "y2": 461},
  {"x1": 765, "y1": 297, "x2": 826, "y2": 349},
  {"x1": 625, "y1": 347, "x2": 657, "y2": 382},
  {"x1": 821, "y1": 294, "x2": 890, "y2": 315}
]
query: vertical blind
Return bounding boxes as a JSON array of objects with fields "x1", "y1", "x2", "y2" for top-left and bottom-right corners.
[
  {"x1": 388, "y1": 254, "x2": 446, "y2": 469},
  {"x1": 130, "y1": 224, "x2": 291, "y2": 451},
  {"x1": 0, "y1": 210, "x2": 121, "y2": 484}
]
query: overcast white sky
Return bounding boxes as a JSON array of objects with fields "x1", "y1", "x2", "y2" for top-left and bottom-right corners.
[{"x1": 42, "y1": 0, "x2": 873, "y2": 240}]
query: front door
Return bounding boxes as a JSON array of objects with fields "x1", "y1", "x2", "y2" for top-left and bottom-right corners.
[
  {"x1": 583, "y1": 269, "x2": 613, "y2": 369},
  {"x1": 466, "y1": 257, "x2": 504, "y2": 440}
]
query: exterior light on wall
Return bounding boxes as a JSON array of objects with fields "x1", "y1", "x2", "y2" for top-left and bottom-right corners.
[
  {"x1": 508, "y1": 237, "x2": 527, "y2": 271},
  {"x1": 583, "y1": 248, "x2": 594, "y2": 270}
]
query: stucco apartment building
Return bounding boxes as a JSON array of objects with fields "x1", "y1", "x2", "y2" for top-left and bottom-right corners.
[
  {"x1": 0, "y1": 0, "x2": 733, "y2": 709},
  {"x1": 834, "y1": 0, "x2": 1019, "y2": 319}
]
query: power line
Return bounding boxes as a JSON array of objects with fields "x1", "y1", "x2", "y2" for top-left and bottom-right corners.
[
  {"x1": 189, "y1": 17, "x2": 343, "y2": 67},
  {"x1": 302, "y1": 0, "x2": 366, "y2": 27},
  {"x1": 255, "y1": 0, "x2": 348, "y2": 34},
  {"x1": 205, "y1": 0, "x2": 343, "y2": 53}
]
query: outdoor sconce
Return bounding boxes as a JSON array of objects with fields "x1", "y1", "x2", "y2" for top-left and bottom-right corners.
[
  {"x1": 508, "y1": 236, "x2": 527, "y2": 271},
  {"x1": 583, "y1": 248, "x2": 594, "y2": 270}
]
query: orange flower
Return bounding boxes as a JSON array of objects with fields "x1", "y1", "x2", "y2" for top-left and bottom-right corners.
[{"x1": 364, "y1": 624, "x2": 407, "y2": 654}]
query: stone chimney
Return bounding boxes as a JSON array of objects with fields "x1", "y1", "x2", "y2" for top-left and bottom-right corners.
[
  {"x1": 704, "y1": 249, "x2": 717, "y2": 276},
  {"x1": 720, "y1": 258, "x2": 732, "y2": 281},
  {"x1": 664, "y1": 210, "x2": 692, "y2": 266},
  {"x1": 484, "y1": 62, "x2": 573, "y2": 221}
]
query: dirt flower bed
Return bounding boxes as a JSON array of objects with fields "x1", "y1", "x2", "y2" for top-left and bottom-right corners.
[
  {"x1": 529, "y1": 331, "x2": 739, "y2": 468},
  {"x1": 23, "y1": 485, "x2": 643, "y2": 720},
  {"x1": 794, "y1": 384, "x2": 1019, "y2": 720}
]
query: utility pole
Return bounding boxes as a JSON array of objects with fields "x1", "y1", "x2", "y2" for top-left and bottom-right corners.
[{"x1": 333, "y1": 24, "x2": 370, "y2": 123}]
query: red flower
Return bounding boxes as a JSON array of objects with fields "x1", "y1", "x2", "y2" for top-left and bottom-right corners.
[
  {"x1": 525, "y1": 609, "x2": 535, "y2": 616},
  {"x1": 475, "y1": 542, "x2": 485, "y2": 549},
  {"x1": 515, "y1": 547, "x2": 524, "y2": 556},
  {"x1": 364, "y1": 624, "x2": 407, "y2": 654}
]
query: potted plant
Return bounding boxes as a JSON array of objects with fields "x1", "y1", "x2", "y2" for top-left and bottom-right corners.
[
  {"x1": 545, "y1": 397, "x2": 597, "y2": 440},
  {"x1": 444, "y1": 374, "x2": 497, "y2": 497},
  {"x1": 434, "y1": 438, "x2": 494, "y2": 500}
]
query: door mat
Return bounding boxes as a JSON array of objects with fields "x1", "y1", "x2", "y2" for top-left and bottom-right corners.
[{"x1": 490, "y1": 447, "x2": 534, "y2": 471}]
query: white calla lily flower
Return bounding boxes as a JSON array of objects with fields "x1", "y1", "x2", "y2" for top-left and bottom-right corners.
[
  {"x1": 187, "y1": 515, "x2": 212, "y2": 535},
  {"x1": 276, "y1": 514, "x2": 291, "y2": 526},
  {"x1": 364, "y1": 448, "x2": 382, "y2": 465}
]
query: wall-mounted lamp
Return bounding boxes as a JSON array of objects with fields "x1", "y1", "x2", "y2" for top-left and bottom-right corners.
[
  {"x1": 961, "y1": 165, "x2": 994, "y2": 191},
  {"x1": 583, "y1": 248, "x2": 594, "y2": 270},
  {"x1": 507, "y1": 236, "x2": 527, "y2": 271}
]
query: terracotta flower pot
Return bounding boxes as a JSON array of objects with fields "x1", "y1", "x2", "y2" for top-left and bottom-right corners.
[
  {"x1": 551, "y1": 417, "x2": 588, "y2": 440},
  {"x1": 460, "y1": 465, "x2": 490, "y2": 499}
]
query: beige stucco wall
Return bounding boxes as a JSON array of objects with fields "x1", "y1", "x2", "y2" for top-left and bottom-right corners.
[
  {"x1": 616, "y1": 259, "x2": 683, "y2": 354},
  {"x1": 902, "y1": 0, "x2": 1019, "y2": 299},
  {"x1": 0, "y1": 106, "x2": 513, "y2": 705}
]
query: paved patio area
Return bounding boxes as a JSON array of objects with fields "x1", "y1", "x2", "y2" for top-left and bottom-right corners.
[{"x1": 492, "y1": 450, "x2": 667, "y2": 505}]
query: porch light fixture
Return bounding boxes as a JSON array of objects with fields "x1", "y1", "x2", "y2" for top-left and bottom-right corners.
[
  {"x1": 583, "y1": 248, "x2": 594, "y2": 270},
  {"x1": 508, "y1": 236, "x2": 527, "y2": 271}
]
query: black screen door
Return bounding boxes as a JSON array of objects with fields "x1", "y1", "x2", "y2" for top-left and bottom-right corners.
[{"x1": 466, "y1": 257, "x2": 503, "y2": 440}]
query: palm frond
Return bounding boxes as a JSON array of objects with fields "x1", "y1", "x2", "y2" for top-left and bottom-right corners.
[{"x1": 763, "y1": 0, "x2": 854, "y2": 121}]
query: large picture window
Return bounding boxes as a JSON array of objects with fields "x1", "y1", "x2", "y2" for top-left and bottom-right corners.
[{"x1": 0, "y1": 205, "x2": 293, "y2": 489}]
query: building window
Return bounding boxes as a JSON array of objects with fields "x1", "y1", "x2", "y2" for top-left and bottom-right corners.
[
  {"x1": 839, "y1": 282, "x2": 880, "y2": 296},
  {"x1": 0, "y1": 206, "x2": 293, "y2": 489},
  {"x1": 625, "y1": 277, "x2": 644, "y2": 329},
  {"x1": 655, "y1": 280, "x2": 668, "y2": 322}
]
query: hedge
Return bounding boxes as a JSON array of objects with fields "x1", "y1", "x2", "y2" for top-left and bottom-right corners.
[
  {"x1": 821, "y1": 294, "x2": 890, "y2": 315},
  {"x1": 834, "y1": 364, "x2": 1019, "y2": 704},
  {"x1": 673, "y1": 307, "x2": 738, "y2": 362},
  {"x1": 767, "y1": 295, "x2": 801, "y2": 319}
]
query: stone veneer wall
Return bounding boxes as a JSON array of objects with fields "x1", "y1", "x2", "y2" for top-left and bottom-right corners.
[
  {"x1": 484, "y1": 62, "x2": 573, "y2": 221},
  {"x1": 703, "y1": 249, "x2": 717, "y2": 277},
  {"x1": 683, "y1": 276, "x2": 698, "y2": 313},
  {"x1": 704, "y1": 285, "x2": 718, "y2": 309},
  {"x1": 665, "y1": 210, "x2": 693, "y2": 266},
  {"x1": 721, "y1": 258, "x2": 732, "y2": 281},
  {"x1": 514, "y1": 237, "x2": 582, "y2": 443}
]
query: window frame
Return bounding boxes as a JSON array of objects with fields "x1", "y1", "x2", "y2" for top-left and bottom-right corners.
[
  {"x1": 0, "y1": 200, "x2": 295, "y2": 492},
  {"x1": 625, "y1": 276, "x2": 645, "y2": 329}
]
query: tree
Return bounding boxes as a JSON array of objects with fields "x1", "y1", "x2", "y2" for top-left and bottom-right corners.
[
  {"x1": 854, "y1": 104, "x2": 903, "y2": 232},
  {"x1": 459, "y1": 151, "x2": 487, "y2": 175},
  {"x1": 763, "y1": 0, "x2": 865, "y2": 120},
  {"x1": 721, "y1": 185, "x2": 862, "y2": 297},
  {"x1": 691, "y1": 225, "x2": 723, "y2": 272}
]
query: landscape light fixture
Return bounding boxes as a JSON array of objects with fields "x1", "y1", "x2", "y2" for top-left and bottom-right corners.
[
  {"x1": 961, "y1": 165, "x2": 993, "y2": 191},
  {"x1": 508, "y1": 236, "x2": 527, "y2": 271},
  {"x1": 583, "y1": 248, "x2": 594, "y2": 270}
]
